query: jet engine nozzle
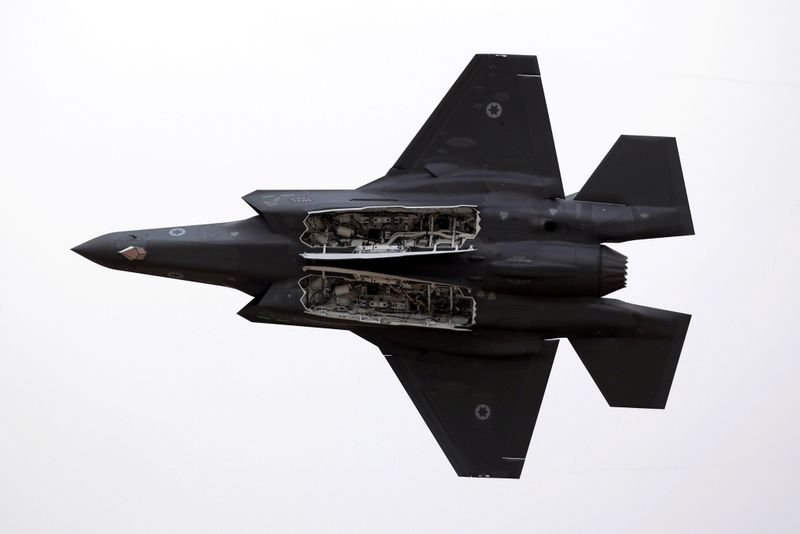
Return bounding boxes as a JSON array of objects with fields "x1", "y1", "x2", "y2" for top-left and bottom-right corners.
[{"x1": 599, "y1": 245, "x2": 627, "y2": 296}]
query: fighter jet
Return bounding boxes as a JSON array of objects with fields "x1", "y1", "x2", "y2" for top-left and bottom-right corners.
[{"x1": 74, "y1": 54, "x2": 693, "y2": 478}]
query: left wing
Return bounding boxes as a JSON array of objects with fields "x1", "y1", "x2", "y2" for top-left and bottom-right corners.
[
  {"x1": 361, "y1": 54, "x2": 562, "y2": 197},
  {"x1": 355, "y1": 329, "x2": 558, "y2": 478}
]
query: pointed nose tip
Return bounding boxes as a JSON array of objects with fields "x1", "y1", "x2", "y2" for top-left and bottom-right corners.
[{"x1": 72, "y1": 235, "x2": 115, "y2": 265}]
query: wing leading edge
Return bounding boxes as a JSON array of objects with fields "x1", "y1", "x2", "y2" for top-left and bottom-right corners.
[{"x1": 355, "y1": 329, "x2": 558, "y2": 478}]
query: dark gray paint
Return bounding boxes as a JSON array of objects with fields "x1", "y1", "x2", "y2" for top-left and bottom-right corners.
[{"x1": 74, "y1": 54, "x2": 693, "y2": 478}]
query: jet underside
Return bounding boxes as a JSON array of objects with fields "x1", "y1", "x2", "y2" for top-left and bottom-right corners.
[{"x1": 74, "y1": 54, "x2": 693, "y2": 478}]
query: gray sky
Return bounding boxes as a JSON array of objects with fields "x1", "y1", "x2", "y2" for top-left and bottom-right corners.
[{"x1": 1, "y1": 0, "x2": 799, "y2": 532}]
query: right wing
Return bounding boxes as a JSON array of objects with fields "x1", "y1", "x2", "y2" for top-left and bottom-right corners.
[{"x1": 355, "y1": 329, "x2": 558, "y2": 478}]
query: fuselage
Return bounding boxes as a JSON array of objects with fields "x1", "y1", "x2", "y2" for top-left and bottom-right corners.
[
  {"x1": 73, "y1": 173, "x2": 686, "y2": 343},
  {"x1": 71, "y1": 54, "x2": 694, "y2": 478}
]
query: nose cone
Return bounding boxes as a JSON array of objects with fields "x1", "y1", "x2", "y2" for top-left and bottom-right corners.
[
  {"x1": 72, "y1": 233, "x2": 130, "y2": 268},
  {"x1": 73, "y1": 235, "x2": 108, "y2": 263},
  {"x1": 73, "y1": 217, "x2": 289, "y2": 295}
]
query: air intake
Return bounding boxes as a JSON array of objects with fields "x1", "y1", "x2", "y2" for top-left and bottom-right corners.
[{"x1": 599, "y1": 245, "x2": 627, "y2": 296}]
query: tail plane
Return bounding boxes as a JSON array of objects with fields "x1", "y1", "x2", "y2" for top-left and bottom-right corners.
[
  {"x1": 571, "y1": 303, "x2": 691, "y2": 409},
  {"x1": 574, "y1": 135, "x2": 694, "y2": 241}
]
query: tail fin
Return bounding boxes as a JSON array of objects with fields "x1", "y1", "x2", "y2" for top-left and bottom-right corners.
[
  {"x1": 575, "y1": 135, "x2": 694, "y2": 238},
  {"x1": 570, "y1": 304, "x2": 690, "y2": 409}
]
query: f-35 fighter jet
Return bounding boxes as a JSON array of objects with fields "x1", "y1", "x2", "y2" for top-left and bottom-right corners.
[{"x1": 74, "y1": 54, "x2": 693, "y2": 478}]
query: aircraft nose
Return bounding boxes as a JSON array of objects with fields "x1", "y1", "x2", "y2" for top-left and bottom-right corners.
[{"x1": 72, "y1": 233, "x2": 124, "y2": 266}]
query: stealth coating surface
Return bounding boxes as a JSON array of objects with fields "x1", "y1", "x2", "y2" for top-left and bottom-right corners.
[{"x1": 73, "y1": 54, "x2": 694, "y2": 478}]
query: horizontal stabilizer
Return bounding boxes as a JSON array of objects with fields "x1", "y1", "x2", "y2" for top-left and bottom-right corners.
[
  {"x1": 575, "y1": 135, "x2": 694, "y2": 238},
  {"x1": 570, "y1": 307, "x2": 690, "y2": 409}
]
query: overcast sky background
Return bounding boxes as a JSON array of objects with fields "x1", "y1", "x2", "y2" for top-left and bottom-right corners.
[{"x1": 1, "y1": 1, "x2": 799, "y2": 532}]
